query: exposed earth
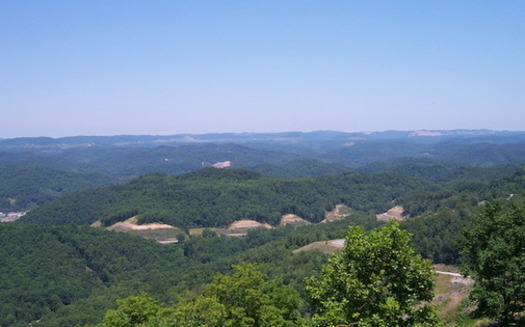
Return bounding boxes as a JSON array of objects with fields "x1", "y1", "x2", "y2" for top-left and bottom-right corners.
[
  {"x1": 322, "y1": 204, "x2": 353, "y2": 223},
  {"x1": 279, "y1": 214, "x2": 311, "y2": 227},
  {"x1": 105, "y1": 217, "x2": 182, "y2": 244},
  {"x1": 376, "y1": 205, "x2": 407, "y2": 221}
]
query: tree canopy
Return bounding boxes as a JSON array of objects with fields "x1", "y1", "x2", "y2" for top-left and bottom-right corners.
[
  {"x1": 99, "y1": 263, "x2": 303, "y2": 327},
  {"x1": 23, "y1": 168, "x2": 426, "y2": 228},
  {"x1": 306, "y1": 220, "x2": 439, "y2": 327},
  {"x1": 460, "y1": 200, "x2": 525, "y2": 325}
]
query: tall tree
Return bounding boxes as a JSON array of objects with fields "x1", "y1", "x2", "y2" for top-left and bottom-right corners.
[
  {"x1": 173, "y1": 263, "x2": 302, "y2": 327},
  {"x1": 460, "y1": 200, "x2": 525, "y2": 325},
  {"x1": 101, "y1": 294, "x2": 166, "y2": 327},
  {"x1": 306, "y1": 220, "x2": 439, "y2": 327},
  {"x1": 99, "y1": 263, "x2": 303, "y2": 327}
]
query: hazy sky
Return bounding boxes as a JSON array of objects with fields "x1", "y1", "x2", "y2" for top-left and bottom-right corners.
[{"x1": 1, "y1": 1, "x2": 524, "y2": 138}]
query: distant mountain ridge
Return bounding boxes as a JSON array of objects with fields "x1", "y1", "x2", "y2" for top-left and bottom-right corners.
[
  {"x1": 3, "y1": 130, "x2": 525, "y2": 175},
  {"x1": 3, "y1": 130, "x2": 525, "y2": 212},
  {"x1": 2, "y1": 130, "x2": 523, "y2": 151}
]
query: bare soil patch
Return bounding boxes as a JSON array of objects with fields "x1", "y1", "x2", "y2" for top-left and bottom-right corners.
[
  {"x1": 376, "y1": 205, "x2": 407, "y2": 221},
  {"x1": 108, "y1": 222, "x2": 175, "y2": 231},
  {"x1": 322, "y1": 204, "x2": 353, "y2": 223},
  {"x1": 280, "y1": 214, "x2": 311, "y2": 227},
  {"x1": 212, "y1": 161, "x2": 231, "y2": 168},
  {"x1": 227, "y1": 219, "x2": 273, "y2": 235},
  {"x1": 292, "y1": 239, "x2": 345, "y2": 255},
  {"x1": 107, "y1": 218, "x2": 183, "y2": 243},
  {"x1": 90, "y1": 220, "x2": 103, "y2": 228}
]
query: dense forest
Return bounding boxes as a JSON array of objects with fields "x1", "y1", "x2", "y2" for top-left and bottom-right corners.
[
  {"x1": 22, "y1": 168, "x2": 428, "y2": 228},
  {"x1": 1, "y1": 216, "x2": 378, "y2": 326},
  {"x1": 3, "y1": 131, "x2": 525, "y2": 326},
  {"x1": 20, "y1": 165, "x2": 525, "y2": 266},
  {"x1": 3, "y1": 131, "x2": 525, "y2": 181},
  {"x1": 0, "y1": 163, "x2": 111, "y2": 211}
]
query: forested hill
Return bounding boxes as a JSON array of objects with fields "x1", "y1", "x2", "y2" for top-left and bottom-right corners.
[
  {"x1": 358, "y1": 158, "x2": 522, "y2": 183},
  {"x1": 1, "y1": 209, "x2": 371, "y2": 326},
  {"x1": 0, "y1": 224, "x2": 187, "y2": 326},
  {"x1": 21, "y1": 168, "x2": 428, "y2": 228},
  {"x1": 4, "y1": 131, "x2": 525, "y2": 181},
  {"x1": 251, "y1": 158, "x2": 350, "y2": 178},
  {"x1": 0, "y1": 163, "x2": 111, "y2": 211}
]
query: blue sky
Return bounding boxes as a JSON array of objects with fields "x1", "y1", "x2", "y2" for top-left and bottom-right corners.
[{"x1": 1, "y1": 1, "x2": 524, "y2": 138}]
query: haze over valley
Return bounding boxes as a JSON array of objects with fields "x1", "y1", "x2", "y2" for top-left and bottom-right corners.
[
  {"x1": 1, "y1": 128, "x2": 525, "y2": 325},
  {"x1": 2, "y1": 1, "x2": 525, "y2": 326}
]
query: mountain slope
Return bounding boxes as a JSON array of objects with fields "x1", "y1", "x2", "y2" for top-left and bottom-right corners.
[
  {"x1": 0, "y1": 163, "x2": 111, "y2": 211},
  {"x1": 0, "y1": 224, "x2": 187, "y2": 326},
  {"x1": 21, "y1": 168, "x2": 427, "y2": 228}
]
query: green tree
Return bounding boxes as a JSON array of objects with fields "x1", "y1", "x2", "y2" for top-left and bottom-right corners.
[
  {"x1": 100, "y1": 294, "x2": 167, "y2": 327},
  {"x1": 306, "y1": 220, "x2": 439, "y2": 327},
  {"x1": 173, "y1": 263, "x2": 302, "y2": 327},
  {"x1": 460, "y1": 201, "x2": 525, "y2": 325}
]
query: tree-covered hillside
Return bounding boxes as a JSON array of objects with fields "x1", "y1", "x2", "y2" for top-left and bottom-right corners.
[
  {"x1": 1, "y1": 215, "x2": 376, "y2": 327},
  {"x1": 0, "y1": 163, "x2": 111, "y2": 211},
  {"x1": 0, "y1": 224, "x2": 185, "y2": 326},
  {"x1": 3, "y1": 131, "x2": 525, "y2": 184},
  {"x1": 5, "y1": 165, "x2": 525, "y2": 325},
  {"x1": 359, "y1": 157, "x2": 522, "y2": 183},
  {"x1": 19, "y1": 165, "x2": 525, "y2": 267},
  {"x1": 251, "y1": 158, "x2": 350, "y2": 178},
  {"x1": 59, "y1": 143, "x2": 299, "y2": 180},
  {"x1": 22, "y1": 168, "x2": 428, "y2": 228},
  {"x1": 396, "y1": 168, "x2": 525, "y2": 264}
]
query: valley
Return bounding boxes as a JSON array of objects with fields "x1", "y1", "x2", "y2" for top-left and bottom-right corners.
[
  {"x1": 4, "y1": 0, "x2": 522, "y2": 324},
  {"x1": 1, "y1": 130, "x2": 525, "y2": 326}
]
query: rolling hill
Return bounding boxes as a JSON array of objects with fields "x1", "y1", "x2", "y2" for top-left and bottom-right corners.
[
  {"x1": 21, "y1": 168, "x2": 428, "y2": 229},
  {"x1": 0, "y1": 163, "x2": 111, "y2": 211}
]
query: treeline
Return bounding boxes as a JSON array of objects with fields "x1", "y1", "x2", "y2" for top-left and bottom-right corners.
[
  {"x1": 1, "y1": 143, "x2": 299, "y2": 181},
  {"x1": 22, "y1": 168, "x2": 427, "y2": 229},
  {"x1": 251, "y1": 158, "x2": 350, "y2": 178},
  {"x1": 398, "y1": 167, "x2": 525, "y2": 217}
]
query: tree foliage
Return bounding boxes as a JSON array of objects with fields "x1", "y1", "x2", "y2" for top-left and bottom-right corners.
[
  {"x1": 0, "y1": 163, "x2": 110, "y2": 211},
  {"x1": 171, "y1": 263, "x2": 302, "y2": 327},
  {"x1": 1, "y1": 218, "x2": 350, "y2": 326},
  {"x1": 99, "y1": 263, "x2": 303, "y2": 327},
  {"x1": 306, "y1": 220, "x2": 439, "y2": 327},
  {"x1": 101, "y1": 294, "x2": 167, "y2": 327},
  {"x1": 23, "y1": 168, "x2": 427, "y2": 228},
  {"x1": 460, "y1": 200, "x2": 525, "y2": 325}
]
